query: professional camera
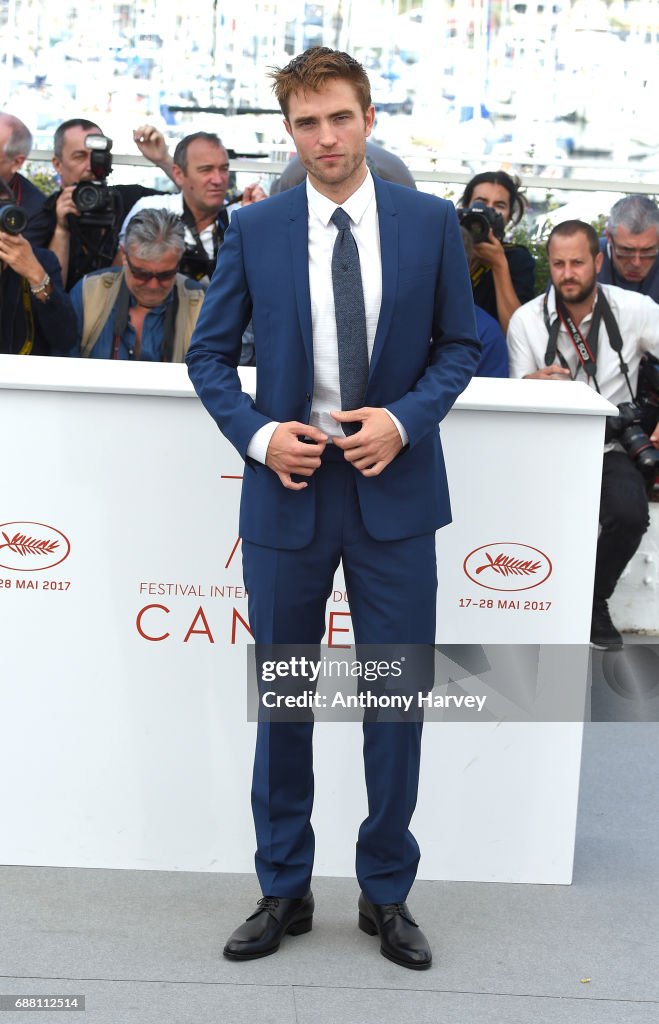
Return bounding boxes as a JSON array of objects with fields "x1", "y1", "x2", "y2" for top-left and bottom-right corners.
[
  {"x1": 458, "y1": 201, "x2": 505, "y2": 243},
  {"x1": 605, "y1": 399, "x2": 659, "y2": 484},
  {"x1": 0, "y1": 200, "x2": 28, "y2": 235},
  {"x1": 72, "y1": 134, "x2": 115, "y2": 227}
]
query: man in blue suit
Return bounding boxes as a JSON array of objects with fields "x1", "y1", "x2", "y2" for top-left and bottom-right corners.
[{"x1": 186, "y1": 47, "x2": 480, "y2": 970}]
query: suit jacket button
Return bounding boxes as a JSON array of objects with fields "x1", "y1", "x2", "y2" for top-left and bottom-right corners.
[{"x1": 305, "y1": 392, "x2": 311, "y2": 402}]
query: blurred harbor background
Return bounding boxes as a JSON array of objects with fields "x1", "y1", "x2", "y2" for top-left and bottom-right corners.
[{"x1": 2, "y1": 0, "x2": 658, "y2": 224}]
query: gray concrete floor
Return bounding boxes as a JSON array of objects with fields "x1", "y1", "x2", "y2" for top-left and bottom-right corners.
[{"x1": 1, "y1": 723, "x2": 658, "y2": 1023}]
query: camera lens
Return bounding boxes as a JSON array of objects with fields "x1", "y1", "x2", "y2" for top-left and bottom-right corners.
[
  {"x1": 0, "y1": 202, "x2": 28, "y2": 235},
  {"x1": 73, "y1": 183, "x2": 101, "y2": 212},
  {"x1": 635, "y1": 445, "x2": 659, "y2": 483},
  {"x1": 621, "y1": 425, "x2": 656, "y2": 460}
]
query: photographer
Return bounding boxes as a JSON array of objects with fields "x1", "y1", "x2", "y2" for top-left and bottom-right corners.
[
  {"x1": 0, "y1": 113, "x2": 46, "y2": 233},
  {"x1": 508, "y1": 220, "x2": 659, "y2": 650},
  {"x1": 458, "y1": 170, "x2": 536, "y2": 334},
  {"x1": 28, "y1": 119, "x2": 175, "y2": 291},
  {"x1": 0, "y1": 178, "x2": 76, "y2": 356}
]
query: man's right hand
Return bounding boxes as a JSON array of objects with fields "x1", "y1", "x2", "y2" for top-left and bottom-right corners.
[
  {"x1": 524, "y1": 364, "x2": 572, "y2": 381},
  {"x1": 265, "y1": 422, "x2": 328, "y2": 490},
  {"x1": 54, "y1": 186, "x2": 79, "y2": 230}
]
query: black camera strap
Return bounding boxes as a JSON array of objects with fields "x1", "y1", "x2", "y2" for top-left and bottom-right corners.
[
  {"x1": 181, "y1": 201, "x2": 229, "y2": 279},
  {"x1": 112, "y1": 277, "x2": 132, "y2": 358},
  {"x1": 596, "y1": 288, "x2": 635, "y2": 401},
  {"x1": 543, "y1": 286, "x2": 635, "y2": 400}
]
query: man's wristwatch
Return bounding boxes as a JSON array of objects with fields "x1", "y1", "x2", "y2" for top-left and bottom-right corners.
[{"x1": 30, "y1": 273, "x2": 53, "y2": 302}]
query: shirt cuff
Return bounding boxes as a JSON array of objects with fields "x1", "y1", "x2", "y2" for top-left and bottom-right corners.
[
  {"x1": 247, "y1": 421, "x2": 279, "y2": 464},
  {"x1": 384, "y1": 409, "x2": 409, "y2": 447}
]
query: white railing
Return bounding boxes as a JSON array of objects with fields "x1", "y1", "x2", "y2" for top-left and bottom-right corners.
[{"x1": 26, "y1": 151, "x2": 659, "y2": 199}]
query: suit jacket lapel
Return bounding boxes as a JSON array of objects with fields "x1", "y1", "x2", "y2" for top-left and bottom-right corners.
[
  {"x1": 287, "y1": 183, "x2": 314, "y2": 374},
  {"x1": 369, "y1": 175, "x2": 398, "y2": 380}
]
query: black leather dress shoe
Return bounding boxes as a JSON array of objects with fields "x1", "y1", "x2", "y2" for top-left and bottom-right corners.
[
  {"x1": 358, "y1": 892, "x2": 432, "y2": 969},
  {"x1": 223, "y1": 892, "x2": 314, "y2": 960}
]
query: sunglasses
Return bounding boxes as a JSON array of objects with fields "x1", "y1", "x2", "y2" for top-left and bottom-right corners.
[{"x1": 125, "y1": 254, "x2": 179, "y2": 283}]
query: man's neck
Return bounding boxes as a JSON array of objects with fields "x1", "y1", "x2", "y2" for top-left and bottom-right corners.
[
  {"x1": 557, "y1": 289, "x2": 597, "y2": 328},
  {"x1": 310, "y1": 163, "x2": 368, "y2": 206},
  {"x1": 185, "y1": 200, "x2": 219, "y2": 234}
]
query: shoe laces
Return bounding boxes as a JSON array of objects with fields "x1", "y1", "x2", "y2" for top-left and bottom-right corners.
[
  {"x1": 257, "y1": 896, "x2": 280, "y2": 912},
  {"x1": 383, "y1": 902, "x2": 406, "y2": 916}
]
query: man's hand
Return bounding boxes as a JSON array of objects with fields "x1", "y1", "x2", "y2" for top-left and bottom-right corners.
[
  {"x1": 472, "y1": 229, "x2": 507, "y2": 272},
  {"x1": 133, "y1": 125, "x2": 170, "y2": 167},
  {"x1": 330, "y1": 408, "x2": 403, "y2": 476},
  {"x1": 650, "y1": 422, "x2": 659, "y2": 450},
  {"x1": 265, "y1": 422, "x2": 328, "y2": 490},
  {"x1": 524, "y1": 364, "x2": 572, "y2": 381},
  {"x1": 54, "y1": 186, "x2": 78, "y2": 229},
  {"x1": 241, "y1": 182, "x2": 268, "y2": 206},
  {"x1": 0, "y1": 231, "x2": 48, "y2": 287}
]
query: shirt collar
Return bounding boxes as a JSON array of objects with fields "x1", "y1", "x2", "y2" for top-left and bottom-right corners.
[{"x1": 306, "y1": 168, "x2": 375, "y2": 227}]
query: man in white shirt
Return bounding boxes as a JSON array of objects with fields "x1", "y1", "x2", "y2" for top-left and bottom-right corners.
[
  {"x1": 187, "y1": 47, "x2": 480, "y2": 969},
  {"x1": 508, "y1": 220, "x2": 659, "y2": 649}
]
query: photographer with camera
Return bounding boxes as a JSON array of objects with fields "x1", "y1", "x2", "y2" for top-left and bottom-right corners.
[
  {"x1": 0, "y1": 177, "x2": 76, "y2": 356},
  {"x1": 0, "y1": 113, "x2": 46, "y2": 233},
  {"x1": 458, "y1": 170, "x2": 536, "y2": 334},
  {"x1": 508, "y1": 220, "x2": 659, "y2": 649},
  {"x1": 28, "y1": 119, "x2": 175, "y2": 291}
]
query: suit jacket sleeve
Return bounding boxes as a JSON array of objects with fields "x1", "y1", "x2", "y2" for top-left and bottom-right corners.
[
  {"x1": 33, "y1": 249, "x2": 78, "y2": 355},
  {"x1": 186, "y1": 213, "x2": 272, "y2": 458},
  {"x1": 385, "y1": 202, "x2": 481, "y2": 447}
]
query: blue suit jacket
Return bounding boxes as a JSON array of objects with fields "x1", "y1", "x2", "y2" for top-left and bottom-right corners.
[{"x1": 187, "y1": 175, "x2": 481, "y2": 549}]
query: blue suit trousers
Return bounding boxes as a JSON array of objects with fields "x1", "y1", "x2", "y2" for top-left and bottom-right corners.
[{"x1": 242, "y1": 452, "x2": 437, "y2": 903}]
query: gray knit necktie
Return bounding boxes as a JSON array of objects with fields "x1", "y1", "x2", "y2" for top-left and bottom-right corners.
[{"x1": 331, "y1": 207, "x2": 368, "y2": 436}]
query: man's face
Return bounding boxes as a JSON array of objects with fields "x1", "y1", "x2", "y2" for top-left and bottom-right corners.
[
  {"x1": 284, "y1": 78, "x2": 375, "y2": 201},
  {"x1": 122, "y1": 244, "x2": 179, "y2": 308},
  {"x1": 468, "y1": 182, "x2": 512, "y2": 224},
  {"x1": 172, "y1": 140, "x2": 230, "y2": 219},
  {"x1": 52, "y1": 126, "x2": 103, "y2": 187},
  {"x1": 607, "y1": 224, "x2": 659, "y2": 283},
  {"x1": 0, "y1": 121, "x2": 25, "y2": 180},
  {"x1": 548, "y1": 231, "x2": 603, "y2": 306}
]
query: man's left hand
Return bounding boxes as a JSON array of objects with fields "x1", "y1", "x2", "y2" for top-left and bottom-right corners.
[
  {"x1": 241, "y1": 183, "x2": 268, "y2": 205},
  {"x1": 133, "y1": 125, "x2": 170, "y2": 166},
  {"x1": 331, "y1": 408, "x2": 403, "y2": 476}
]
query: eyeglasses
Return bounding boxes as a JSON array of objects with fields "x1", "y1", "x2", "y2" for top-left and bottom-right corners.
[
  {"x1": 125, "y1": 254, "x2": 179, "y2": 282},
  {"x1": 611, "y1": 246, "x2": 659, "y2": 263}
]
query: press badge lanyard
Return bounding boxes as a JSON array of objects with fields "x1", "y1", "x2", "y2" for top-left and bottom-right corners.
[{"x1": 543, "y1": 286, "x2": 635, "y2": 400}]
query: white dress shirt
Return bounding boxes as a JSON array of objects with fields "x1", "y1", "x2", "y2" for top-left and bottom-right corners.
[
  {"x1": 507, "y1": 283, "x2": 659, "y2": 452},
  {"x1": 507, "y1": 284, "x2": 659, "y2": 404},
  {"x1": 248, "y1": 169, "x2": 406, "y2": 463}
]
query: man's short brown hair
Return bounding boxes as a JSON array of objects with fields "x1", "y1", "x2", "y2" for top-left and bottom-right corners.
[
  {"x1": 269, "y1": 46, "x2": 372, "y2": 120},
  {"x1": 547, "y1": 220, "x2": 600, "y2": 259}
]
